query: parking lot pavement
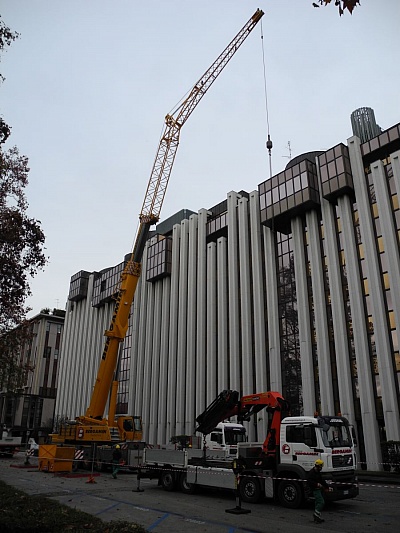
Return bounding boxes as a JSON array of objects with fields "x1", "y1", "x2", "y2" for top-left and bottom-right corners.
[
  {"x1": 2, "y1": 453, "x2": 400, "y2": 533},
  {"x1": 0, "y1": 454, "x2": 273, "y2": 533}
]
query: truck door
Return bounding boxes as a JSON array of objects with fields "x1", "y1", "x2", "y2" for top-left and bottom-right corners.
[
  {"x1": 207, "y1": 429, "x2": 223, "y2": 450},
  {"x1": 280, "y1": 424, "x2": 319, "y2": 470}
]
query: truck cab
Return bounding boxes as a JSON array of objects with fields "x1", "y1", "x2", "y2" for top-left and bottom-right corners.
[
  {"x1": 205, "y1": 422, "x2": 246, "y2": 456},
  {"x1": 277, "y1": 415, "x2": 358, "y2": 505},
  {"x1": 279, "y1": 415, "x2": 356, "y2": 470}
]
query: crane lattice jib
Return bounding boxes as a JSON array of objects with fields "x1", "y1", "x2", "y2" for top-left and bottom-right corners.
[{"x1": 140, "y1": 9, "x2": 264, "y2": 221}]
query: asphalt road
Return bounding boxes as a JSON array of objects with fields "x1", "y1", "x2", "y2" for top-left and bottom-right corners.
[{"x1": 1, "y1": 453, "x2": 399, "y2": 532}]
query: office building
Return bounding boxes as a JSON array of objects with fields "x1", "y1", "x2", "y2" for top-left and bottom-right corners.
[
  {"x1": 0, "y1": 311, "x2": 64, "y2": 442},
  {"x1": 57, "y1": 119, "x2": 400, "y2": 471}
]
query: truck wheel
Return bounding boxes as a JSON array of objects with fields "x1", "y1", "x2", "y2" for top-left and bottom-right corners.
[
  {"x1": 277, "y1": 479, "x2": 303, "y2": 509},
  {"x1": 161, "y1": 470, "x2": 177, "y2": 491},
  {"x1": 239, "y1": 476, "x2": 261, "y2": 503},
  {"x1": 179, "y1": 472, "x2": 196, "y2": 494}
]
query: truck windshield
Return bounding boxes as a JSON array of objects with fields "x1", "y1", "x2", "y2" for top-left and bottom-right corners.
[
  {"x1": 320, "y1": 423, "x2": 352, "y2": 448},
  {"x1": 224, "y1": 428, "x2": 247, "y2": 445}
]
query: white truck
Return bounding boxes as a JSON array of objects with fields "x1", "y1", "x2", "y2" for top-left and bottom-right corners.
[
  {"x1": 138, "y1": 390, "x2": 359, "y2": 508},
  {"x1": 168, "y1": 422, "x2": 246, "y2": 456},
  {"x1": 205, "y1": 422, "x2": 247, "y2": 456},
  {"x1": 0, "y1": 427, "x2": 22, "y2": 457}
]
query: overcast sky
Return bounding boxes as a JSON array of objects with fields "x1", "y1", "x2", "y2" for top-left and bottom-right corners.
[{"x1": 2, "y1": 0, "x2": 399, "y2": 317}]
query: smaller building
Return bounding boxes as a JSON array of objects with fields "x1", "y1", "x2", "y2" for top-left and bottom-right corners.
[{"x1": 0, "y1": 310, "x2": 65, "y2": 443}]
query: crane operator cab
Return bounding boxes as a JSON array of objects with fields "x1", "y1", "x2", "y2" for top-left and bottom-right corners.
[{"x1": 116, "y1": 415, "x2": 143, "y2": 442}]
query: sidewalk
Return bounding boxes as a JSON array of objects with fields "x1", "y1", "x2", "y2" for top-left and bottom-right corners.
[{"x1": 356, "y1": 469, "x2": 400, "y2": 485}]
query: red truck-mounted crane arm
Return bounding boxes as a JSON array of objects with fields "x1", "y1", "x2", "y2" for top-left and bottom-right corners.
[
  {"x1": 82, "y1": 10, "x2": 264, "y2": 425},
  {"x1": 196, "y1": 390, "x2": 290, "y2": 456}
]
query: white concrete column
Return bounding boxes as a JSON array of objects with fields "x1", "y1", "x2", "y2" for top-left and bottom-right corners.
[
  {"x1": 149, "y1": 281, "x2": 162, "y2": 446},
  {"x1": 392, "y1": 150, "x2": 400, "y2": 197},
  {"x1": 196, "y1": 209, "x2": 208, "y2": 417},
  {"x1": 141, "y1": 274, "x2": 154, "y2": 443},
  {"x1": 319, "y1": 198, "x2": 355, "y2": 423},
  {"x1": 176, "y1": 219, "x2": 189, "y2": 436},
  {"x1": 348, "y1": 136, "x2": 400, "y2": 442},
  {"x1": 157, "y1": 276, "x2": 171, "y2": 445},
  {"x1": 250, "y1": 192, "x2": 268, "y2": 439},
  {"x1": 306, "y1": 209, "x2": 334, "y2": 415},
  {"x1": 134, "y1": 248, "x2": 150, "y2": 426},
  {"x1": 238, "y1": 196, "x2": 254, "y2": 398},
  {"x1": 167, "y1": 223, "x2": 181, "y2": 439},
  {"x1": 263, "y1": 226, "x2": 281, "y2": 393},
  {"x1": 217, "y1": 237, "x2": 228, "y2": 391},
  {"x1": 291, "y1": 216, "x2": 315, "y2": 415},
  {"x1": 227, "y1": 192, "x2": 241, "y2": 390},
  {"x1": 207, "y1": 242, "x2": 217, "y2": 404},
  {"x1": 372, "y1": 154, "x2": 400, "y2": 346},
  {"x1": 338, "y1": 194, "x2": 382, "y2": 470},
  {"x1": 130, "y1": 265, "x2": 144, "y2": 420},
  {"x1": 186, "y1": 214, "x2": 198, "y2": 434}
]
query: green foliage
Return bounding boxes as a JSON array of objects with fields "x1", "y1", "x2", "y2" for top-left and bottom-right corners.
[
  {"x1": 0, "y1": 320, "x2": 34, "y2": 392},
  {"x1": 0, "y1": 147, "x2": 47, "y2": 333},
  {"x1": 0, "y1": 479, "x2": 147, "y2": 532}
]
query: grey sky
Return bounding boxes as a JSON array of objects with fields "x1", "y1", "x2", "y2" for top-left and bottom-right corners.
[{"x1": 1, "y1": 0, "x2": 399, "y2": 316}]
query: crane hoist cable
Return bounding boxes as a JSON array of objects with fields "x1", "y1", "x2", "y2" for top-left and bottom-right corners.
[{"x1": 260, "y1": 16, "x2": 273, "y2": 180}]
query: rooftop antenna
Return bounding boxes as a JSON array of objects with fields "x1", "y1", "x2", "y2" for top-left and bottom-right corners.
[
  {"x1": 260, "y1": 18, "x2": 273, "y2": 179},
  {"x1": 282, "y1": 141, "x2": 292, "y2": 161}
]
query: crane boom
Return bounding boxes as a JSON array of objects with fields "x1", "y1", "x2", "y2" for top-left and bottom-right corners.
[
  {"x1": 139, "y1": 8, "x2": 264, "y2": 222},
  {"x1": 196, "y1": 390, "x2": 290, "y2": 456},
  {"x1": 83, "y1": 9, "x2": 264, "y2": 425}
]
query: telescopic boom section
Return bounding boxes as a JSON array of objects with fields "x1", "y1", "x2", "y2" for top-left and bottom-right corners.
[{"x1": 84, "y1": 9, "x2": 264, "y2": 422}]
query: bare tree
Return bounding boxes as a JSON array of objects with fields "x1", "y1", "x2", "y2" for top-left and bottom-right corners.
[
  {"x1": 313, "y1": 0, "x2": 360, "y2": 16},
  {"x1": 0, "y1": 16, "x2": 47, "y2": 392}
]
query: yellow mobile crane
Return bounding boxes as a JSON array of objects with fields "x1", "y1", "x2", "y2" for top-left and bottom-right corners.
[{"x1": 47, "y1": 9, "x2": 264, "y2": 465}]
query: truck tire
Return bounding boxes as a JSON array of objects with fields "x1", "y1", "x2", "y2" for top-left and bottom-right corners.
[
  {"x1": 161, "y1": 470, "x2": 177, "y2": 491},
  {"x1": 179, "y1": 472, "x2": 196, "y2": 494},
  {"x1": 277, "y1": 479, "x2": 303, "y2": 509},
  {"x1": 239, "y1": 476, "x2": 261, "y2": 503}
]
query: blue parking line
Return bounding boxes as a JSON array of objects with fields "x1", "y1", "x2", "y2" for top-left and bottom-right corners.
[
  {"x1": 147, "y1": 512, "x2": 170, "y2": 531},
  {"x1": 95, "y1": 502, "x2": 120, "y2": 516},
  {"x1": 82, "y1": 490, "x2": 262, "y2": 532}
]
